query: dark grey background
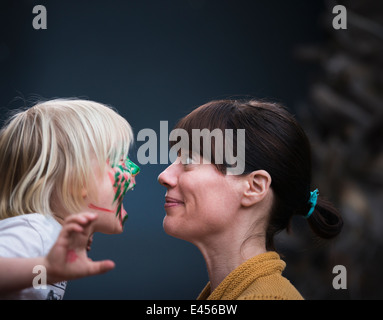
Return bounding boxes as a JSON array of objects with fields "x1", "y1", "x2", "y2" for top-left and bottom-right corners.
[{"x1": 1, "y1": 0, "x2": 329, "y2": 299}]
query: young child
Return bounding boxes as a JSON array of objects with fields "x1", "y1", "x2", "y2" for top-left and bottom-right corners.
[{"x1": 0, "y1": 99, "x2": 140, "y2": 299}]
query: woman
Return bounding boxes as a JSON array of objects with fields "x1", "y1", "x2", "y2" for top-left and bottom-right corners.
[{"x1": 158, "y1": 99, "x2": 343, "y2": 300}]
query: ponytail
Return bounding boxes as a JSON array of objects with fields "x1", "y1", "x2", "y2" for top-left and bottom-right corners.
[{"x1": 306, "y1": 197, "x2": 343, "y2": 239}]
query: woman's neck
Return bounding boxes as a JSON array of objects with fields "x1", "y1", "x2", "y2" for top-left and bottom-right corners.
[{"x1": 195, "y1": 234, "x2": 266, "y2": 292}]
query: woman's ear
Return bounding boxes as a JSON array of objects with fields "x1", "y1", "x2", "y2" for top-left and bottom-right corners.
[{"x1": 241, "y1": 170, "x2": 272, "y2": 207}]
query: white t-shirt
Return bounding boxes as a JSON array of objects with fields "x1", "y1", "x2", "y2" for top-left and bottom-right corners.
[{"x1": 0, "y1": 213, "x2": 67, "y2": 300}]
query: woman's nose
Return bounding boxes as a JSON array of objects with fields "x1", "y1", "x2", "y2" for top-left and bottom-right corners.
[{"x1": 158, "y1": 162, "x2": 178, "y2": 188}]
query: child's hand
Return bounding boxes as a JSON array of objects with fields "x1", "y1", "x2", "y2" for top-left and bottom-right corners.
[{"x1": 44, "y1": 213, "x2": 115, "y2": 283}]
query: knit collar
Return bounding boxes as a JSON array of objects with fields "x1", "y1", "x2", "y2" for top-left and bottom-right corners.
[{"x1": 197, "y1": 251, "x2": 286, "y2": 300}]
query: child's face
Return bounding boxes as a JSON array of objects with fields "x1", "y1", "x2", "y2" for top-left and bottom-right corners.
[{"x1": 87, "y1": 157, "x2": 140, "y2": 234}]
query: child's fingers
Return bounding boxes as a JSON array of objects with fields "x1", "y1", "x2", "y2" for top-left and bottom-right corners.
[
  {"x1": 54, "y1": 223, "x2": 84, "y2": 249},
  {"x1": 87, "y1": 259, "x2": 115, "y2": 276},
  {"x1": 61, "y1": 222, "x2": 84, "y2": 235},
  {"x1": 64, "y1": 212, "x2": 97, "y2": 226},
  {"x1": 58, "y1": 215, "x2": 96, "y2": 243}
]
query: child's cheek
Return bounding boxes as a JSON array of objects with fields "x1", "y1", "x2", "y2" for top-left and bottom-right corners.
[
  {"x1": 108, "y1": 168, "x2": 122, "y2": 193},
  {"x1": 108, "y1": 170, "x2": 116, "y2": 190}
]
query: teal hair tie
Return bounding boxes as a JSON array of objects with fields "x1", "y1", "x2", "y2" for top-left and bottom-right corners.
[{"x1": 305, "y1": 189, "x2": 319, "y2": 219}]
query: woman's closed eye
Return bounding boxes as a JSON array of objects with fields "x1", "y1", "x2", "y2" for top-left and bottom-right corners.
[
  {"x1": 178, "y1": 152, "x2": 197, "y2": 166},
  {"x1": 184, "y1": 156, "x2": 194, "y2": 165}
]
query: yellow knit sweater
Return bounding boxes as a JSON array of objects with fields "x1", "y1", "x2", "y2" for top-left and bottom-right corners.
[{"x1": 197, "y1": 251, "x2": 303, "y2": 300}]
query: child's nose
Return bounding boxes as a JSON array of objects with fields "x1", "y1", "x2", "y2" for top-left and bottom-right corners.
[{"x1": 126, "y1": 158, "x2": 140, "y2": 176}]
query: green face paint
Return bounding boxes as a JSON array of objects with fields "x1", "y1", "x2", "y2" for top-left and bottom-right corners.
[
  {"x1": 109, "y1": 157, "x2": 140, "y2": 226},
  {"x1": 126, "y1": 157, "x2": 140, "y2": 175}
]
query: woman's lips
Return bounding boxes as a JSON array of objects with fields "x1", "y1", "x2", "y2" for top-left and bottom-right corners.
[{"x1": 164, "y1": 196, "x2": 184, "y2": 208}]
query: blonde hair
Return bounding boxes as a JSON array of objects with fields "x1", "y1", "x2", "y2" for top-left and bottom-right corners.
[{"x1": 0, "y1": 99, "x2": 133, "y2": 220}]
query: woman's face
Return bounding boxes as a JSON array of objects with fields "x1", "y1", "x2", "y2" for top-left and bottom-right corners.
[
  {"x1": 158, "y1": 153, "x2": 243, "y2": 243},
  {"x1": 87, "y1": 157, "x2": 140, "y2": 234}
]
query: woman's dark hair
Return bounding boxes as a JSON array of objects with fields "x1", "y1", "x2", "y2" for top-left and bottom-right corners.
[{"x1": 170, "y1": 99, "x2": 343, "y2": 250}]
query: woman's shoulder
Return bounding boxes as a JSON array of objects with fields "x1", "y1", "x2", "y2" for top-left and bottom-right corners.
[{"x1": 238, "y1": 272, "x2": 304, "y2": 300}]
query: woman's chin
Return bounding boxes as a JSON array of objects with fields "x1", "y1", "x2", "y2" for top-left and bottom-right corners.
[{"x1": 162, "y1": 216, "x2": 190, "y2": 241}]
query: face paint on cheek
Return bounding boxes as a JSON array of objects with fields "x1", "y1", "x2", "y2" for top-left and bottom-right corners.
[
  {"x1": 88, "y1": 203, "x2": 114, "y2": 213},
  {"x1": 109, "y1": 157, "x2": 140, "y2": 227}
]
